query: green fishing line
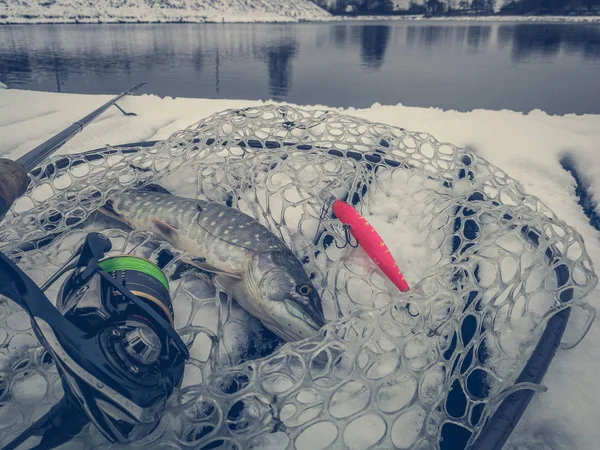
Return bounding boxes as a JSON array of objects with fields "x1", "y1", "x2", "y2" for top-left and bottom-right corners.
[{"x1": 98, "y1": 256, "x2": 169, "y2": 291}]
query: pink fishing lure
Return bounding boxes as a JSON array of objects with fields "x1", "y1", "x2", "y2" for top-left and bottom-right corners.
[{"x1": 333, "y1": 199, "x2": 410, "y2": 292}]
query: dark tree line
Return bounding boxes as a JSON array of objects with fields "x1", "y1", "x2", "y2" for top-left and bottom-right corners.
[
  {"x1": 405, "y1": 0, "x2": 494, "y2": 15},
  {"x1": 313, "y1": 0, "x2": 395, "y2": 15},
  {"x1": 313, "y1": 0, "x2": 600, "y2": 14},
  {"x1": 410, "y1": 0, "x2": 599, "y2": 15},
  {"x1": 499, "y1": 0, "x2": 600, "y2": 15}
]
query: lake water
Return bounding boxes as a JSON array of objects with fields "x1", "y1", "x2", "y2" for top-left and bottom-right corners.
[{"x1": 0, "y1": 21, "x2": 599, "y2": 114}]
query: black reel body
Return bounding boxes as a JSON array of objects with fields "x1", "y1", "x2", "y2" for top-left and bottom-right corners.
[{"x1": 0, "y1": 232, "x2": 188, "y2": 450}]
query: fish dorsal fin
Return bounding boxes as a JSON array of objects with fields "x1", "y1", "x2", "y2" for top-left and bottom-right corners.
[
  {"x1": 183, "y1": 257, "x2": 243, "y2": 280},
  {"x1": 152, "y1": 217, "x2": 180, "y2": 240}
]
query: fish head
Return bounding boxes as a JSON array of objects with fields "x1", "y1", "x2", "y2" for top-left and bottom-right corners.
[{"x1": 245, "y1": 251, "x2": 325, "y2": 342}]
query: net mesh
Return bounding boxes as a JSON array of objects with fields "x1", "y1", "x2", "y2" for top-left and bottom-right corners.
[{"x1": 0, "y1": 105, "x2": 597, "y2": 450}]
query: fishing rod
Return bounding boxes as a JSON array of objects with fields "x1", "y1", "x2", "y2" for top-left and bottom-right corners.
[{"x1": 0, "y1": 82, "x2": 147, "y2": 222}]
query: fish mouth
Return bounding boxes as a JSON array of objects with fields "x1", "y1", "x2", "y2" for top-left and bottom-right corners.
[{"x1": 283, "y1": 299, "x2": 325, "y2": 331}]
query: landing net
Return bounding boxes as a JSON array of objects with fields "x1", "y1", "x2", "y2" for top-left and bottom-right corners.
[{"x1": 0, "y1": 105, "x2": 596, "y2": 450}]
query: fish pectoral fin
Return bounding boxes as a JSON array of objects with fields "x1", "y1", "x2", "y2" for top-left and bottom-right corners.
[
  {"x1": 143, "y1": 183, "x2": 173, "y2": 195},
  {"x1": 99, "y1": 200, "x2": 124, "y2": 223},
  {"x1": 152, "y1": 217, "x2": 180, "y2": 239},
  {"x1": 183, "y1": 257, "x2": 243, "y2": 280}
]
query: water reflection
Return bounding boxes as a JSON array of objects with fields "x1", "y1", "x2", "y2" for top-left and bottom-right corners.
[
  {"x1": 454, "y1": 26, "x2": 467, "y2": 45},
  {"x1": 406, "y1": 25, "x2": 491, "y2": 51},
  {"x1": 265, "y1": 41, "x2": 297, "y2": 97},
  {"x1": 360, "y1": 25, "x2": 390, "y2": 69},
  {"x1": 498, "y1": 24, "x2": 600, "y2": 61},
  {"x1": 0, "y1": 22, "x2": 598, "y2": 113},
  {"x1": 563, "y1": 26, "x2": 600, "y2": 59},
  {"x1": 416, "y1": 26, "x2": 451, "y2": 47},
  {"x1": 331, "y1": 25, "x2": 348, "y2": 48},
  {"x1": 50, "y1": 51, "x2": 68, "y2": 92},
  {"x1": 0, "y1": 53, "x2": 31, "y2": 87},
  {"x1": 427, "y1": 25, "x2": 454, "y2": 47},
  {"x1": 503, "y1": 24, "x2": 564, "y2": 59},
  {"x1": 466, "y1": 26, "x2": 491, "y2": 52}
]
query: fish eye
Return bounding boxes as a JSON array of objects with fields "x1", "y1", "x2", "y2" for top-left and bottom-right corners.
[{"x1": 296, "y1": 284, "x2": 312, "y2": 296}]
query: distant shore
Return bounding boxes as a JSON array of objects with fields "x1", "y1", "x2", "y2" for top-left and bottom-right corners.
[
  {"x1": 319, "y1": 14, "x2": 600, "y2": 23},
  {"x1": 1, "y1": 14, "x2": 600, "y2": 25}
]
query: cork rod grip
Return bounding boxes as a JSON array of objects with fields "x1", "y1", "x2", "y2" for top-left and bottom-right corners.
[{"x1": 0, "y1": 158, "x2": 29, "y2": 222}]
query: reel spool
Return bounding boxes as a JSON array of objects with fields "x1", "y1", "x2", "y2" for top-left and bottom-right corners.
[{"x1": 0, "y1": 232, "x2": 189, "y2": 450}]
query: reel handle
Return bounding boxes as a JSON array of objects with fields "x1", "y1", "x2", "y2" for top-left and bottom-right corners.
[{"x1": 0, "y1": 158, "x2": 29, "y2": 221}]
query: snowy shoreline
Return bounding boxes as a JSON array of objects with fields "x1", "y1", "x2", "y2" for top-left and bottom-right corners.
[
  {"x1": 1, "y1": 14, "x2": 599, "y2": 25},
  {"x1": 1, "y1": 89, "x2": 600, "y2": 449},
  {"x1": 313, "y1": 14, "x2": 600, "y2": 23},
  {"x1": 0, "y1": 15, "x2": 318, "y2": 25},
  {"x1": 0, "y1": 0, "x2": 330, "y2": 24}
]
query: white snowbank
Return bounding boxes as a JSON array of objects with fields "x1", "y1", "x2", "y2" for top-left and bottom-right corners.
[{"x1": 1, "y1": 89, "x2": 600, "y2": 449}]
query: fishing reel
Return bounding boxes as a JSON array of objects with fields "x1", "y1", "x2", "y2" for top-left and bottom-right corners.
[{"x1": 0, "y1": 232, "x2": 189, "y2": 450}]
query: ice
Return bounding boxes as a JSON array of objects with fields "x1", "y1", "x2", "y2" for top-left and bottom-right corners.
[{"x1": 0, "y1": 91, "x2": 599, "y2": 449}]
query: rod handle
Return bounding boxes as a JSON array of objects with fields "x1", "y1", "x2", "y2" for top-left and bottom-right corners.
[{"x1": 0, "y1": 158, "x2": 29, "y2": 222}]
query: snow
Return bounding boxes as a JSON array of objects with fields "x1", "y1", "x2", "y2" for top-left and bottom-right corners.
[
  {"x1": 365, "y1": 171, "x2": 452, "y2": 284},
  {"x1": 1, "y1": 88, "x2": 600, "y2": 449},
  {"x1": 0, "y1": 0, "x2": 597, "y2": 25},
  {"x1": 0, "y1": 0, "x2": 330, "y2": 24}
]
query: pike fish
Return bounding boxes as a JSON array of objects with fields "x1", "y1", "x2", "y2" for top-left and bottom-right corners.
[{"x1": 100, "y1": 189, "x2": 326, "y2": 342}]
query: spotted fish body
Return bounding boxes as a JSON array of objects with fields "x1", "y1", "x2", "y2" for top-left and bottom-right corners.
[{"x1": 101, "y1": 190, "x2": 325, "y2": 342}]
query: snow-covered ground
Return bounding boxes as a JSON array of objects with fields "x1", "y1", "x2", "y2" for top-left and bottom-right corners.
[
  {"x1": 0, "y1": 0, "x2": 598, "y2": 25},
  {"x1": 0, "y1": 0, "x2": 330, "y2": 24},
  {"x1": 1, "y1": 88, "x2": 600, "y2": 449}
]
